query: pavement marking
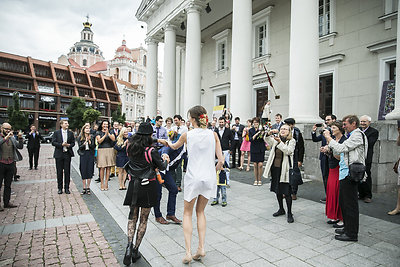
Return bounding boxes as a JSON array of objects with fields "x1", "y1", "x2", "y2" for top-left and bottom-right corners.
[
  {"x1": 0, "y1": 214, "x2": 95, "y2": 235},
  {"x1": 13, "y1": 179, "x2": 57, "y2": 184},
  {"x1": 18, "y1": 164, "x2": 56, "y2": 167}
]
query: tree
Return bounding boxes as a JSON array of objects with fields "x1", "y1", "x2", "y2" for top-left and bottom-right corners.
[
  {"x1": 7, "y1": 92, "x2": 29, "y2": 131},
  {"x1": 111, "y1": 104, "x2": 126, "y2": 124},
  {"x1": 66, "y1": 97, "x2": 86, "y2": 130},
  {"x1": 83, "y1": 108, "x2": 101, "y2": 124}
]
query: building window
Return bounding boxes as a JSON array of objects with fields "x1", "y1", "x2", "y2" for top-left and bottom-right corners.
[
  {"x1": 212, "y1": 29, "x2": 230, "y2": 72},
  {"x1": 116, "y1": 68, "x2": 120, "y2": 79},
  {"x1": 60, "y1": 102, "x2": 70, "y2": 113},
  {"x1": 20, "y1": 98, "x2": 34, "y2": 109},
  {"x1": 256, "y1": 24, "x2": 267, "y2": 57},
  {"x1": 319, "y1": 74, "x2": 333, "y2": 119},
  {"x1": 129, "y1": 71, "x2": 132, "y2": 82},
  {"x1": 59, "y1": 85, "x2": 74, "y2": 96},
  {"x1": 143, "y1": 55, "x2": 147, "y2": 67},
  {"x1": 55, "y1": 68, "x2": 71, "y2": 82},
  {"x1": 218, "y1": 95, "x2": 226, "y2": 107},
  {"x1": 0, "y1": 76, "x2": 32, "y2": 90},
  {"x1": 319, "y1": 0, "x2": 332, "y2": 36},
  {"x1": 39, "y1": 96, "x2": 56, "y2": 111},
  {"x1": 34, "y1": 64, "x2": 52, "y2": 78},
  {"x1": 389, "y1": 62, "x2": 396, "y2": 80},
  {"x1": 83, "y1": 59, "x2": 87, "y2": 66},
  {"x1": 218, "y1": 42, "x2": 226, "y2": 70},
  {"x1": 0, "y1": 96, "x2": 12, "y2": 108},
  {"x1": 0, "y1": 57, "x2": 30, "y2": 74}
]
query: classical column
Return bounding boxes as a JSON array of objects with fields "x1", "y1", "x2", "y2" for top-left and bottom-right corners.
[
  {"x1": 183, "y1": 2, "x2": 203, "y2": 114},
  {"x1": 161, "y1": 23, "x2": 177, "y2": 117},
  {"x1": 230, "y1": 0, "x2": 253, "y2": 121},
  {"x1": 288, "y1": 0, "x2": 322, "y2": 123},
  {"x1": 385, "y1": 0, "x2": 400, "y2": 120},
  {"x1": 145, "y1": 38, "x2": 158, "y2": 118}
]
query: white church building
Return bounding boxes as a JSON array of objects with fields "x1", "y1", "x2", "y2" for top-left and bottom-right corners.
[{"x1": 137, "y1": 0, "x2": 400, "y2": 192}]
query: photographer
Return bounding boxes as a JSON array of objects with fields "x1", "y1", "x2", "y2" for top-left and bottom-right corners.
[
  {"x1": 324, "y1": 115, "x2": 367, "y2": 242},
  {"x1": 0, "y1": 123, "x2": 23, "y2": 210},
  {"x1": 312, "y1": 114, "x2": 336, "y2": 203}
]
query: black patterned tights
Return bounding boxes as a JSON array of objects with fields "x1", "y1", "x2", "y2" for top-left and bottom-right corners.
[{"x1": 127, "y1": 206, "x2": 151, "y2": 249}]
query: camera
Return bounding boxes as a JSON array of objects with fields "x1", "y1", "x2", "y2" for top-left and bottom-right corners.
[
  {"x1": 320, "y1": 127, "x2": 332, "y2": 135},
  {"x1": 315, "y1": 123, "x2": 323, "y2": 127}
]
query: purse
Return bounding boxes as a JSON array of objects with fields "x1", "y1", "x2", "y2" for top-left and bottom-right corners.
[
  {"x1": 347, "y1": 132, "x2": 366, "y2": 183},
  {"x1": 288, "y1": 156, "x2": 303, "y2": 186},
  {"x1": 394, "y1": 158, "x2": 400, "y2": 174}
]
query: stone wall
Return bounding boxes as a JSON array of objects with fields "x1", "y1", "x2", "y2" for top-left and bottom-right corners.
[{"x1": 303, "y1": 121, "x2": 399, "y2": 193}]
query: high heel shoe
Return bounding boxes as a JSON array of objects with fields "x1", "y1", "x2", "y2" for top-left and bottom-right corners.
[
  {"x1": 123, "y1": 242, "x2": 133, "y2": 266},
  {"x1": 193, "y1": 250, "x2": 205, "y2": 261},
  {"x1": 132, "y1": 248, "x2": 141, "y2": 263},
  {"x1": 182, "y1": 253, "x2": 192, "y2": 264},
  {"x1": 246, "y1": 166, "x2": 250, "y2": 172}
]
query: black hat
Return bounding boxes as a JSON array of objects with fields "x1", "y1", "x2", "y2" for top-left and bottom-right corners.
[
  {"x1": 284, "y1": 118, "x2": 296, "y2": 125},
  {"x1": 136, "y1": 122, "x2": 154, "y2": 135}
]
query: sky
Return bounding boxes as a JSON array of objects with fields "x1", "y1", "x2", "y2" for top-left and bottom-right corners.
[{"x1": 0, "y1": 0, "x2": 152, "y2": 64}]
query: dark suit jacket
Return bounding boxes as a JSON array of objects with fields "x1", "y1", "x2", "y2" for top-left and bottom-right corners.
[
  {"x1": 27, "y1": 132, "x2": 43, "y2": 150},
  {"x1": 231, "y1": 124, "x2": 245, "y2": 142},
  {"x1": 271, "y1": 122, "x2": 283, "y2": 130},
  {"x1": 248, "y1": 127, "x2": 266, "y2": 154},
  {"x1": 215, "y1": 127, "x2": 233, "y2": 151},
  {"x1": 52, "y1": 129, "x2": 75, "y2": 158},
  {"x1": 362, "y1": 126, "x2": 379, "y2": 164},
  {"x1": 293, "y1": 127, "x2": 305, "y2": 163},
  {"x1": 312, "y1": 132, "x2": 327, "y2": 160}
]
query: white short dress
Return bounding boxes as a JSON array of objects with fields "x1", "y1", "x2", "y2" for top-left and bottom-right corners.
[{"x1": 184, "y1": 128, "x2": 217, "y2": 202}]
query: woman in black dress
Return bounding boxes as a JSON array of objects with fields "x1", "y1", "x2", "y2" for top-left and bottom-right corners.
[
  {"x1": 248, "y1": 117, "x2": 266, "y2": 186},
  {"x1": 77, "y1": 124, "x2": 95, "y2": 195},
  {"x1": 123, "y1": 123, "x2": 169, "y2": 265},
  {"x1": 114, "y1": 127, "x2": 129, "y2": 190}
]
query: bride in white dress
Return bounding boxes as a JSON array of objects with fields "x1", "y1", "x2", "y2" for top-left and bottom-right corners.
[{"x1": 160, "y1": 105, "x2": 224, "y2": 264}]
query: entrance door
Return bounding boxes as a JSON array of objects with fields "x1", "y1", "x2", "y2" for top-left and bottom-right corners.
[
  {"x1": 256, "y1": 88, "x2": 268, "y2": 117},
  {"x1": 319, "y1": 74, "x2": 333, "y2": 119}
]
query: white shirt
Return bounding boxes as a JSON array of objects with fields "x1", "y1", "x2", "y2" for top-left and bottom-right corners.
[
  {"x1": 62, "y1": 129, "x2": 68, "y2": 152},
  {"x1": 218, "y1": 127, "x2": 225, "y2": 137},
  {"x1": 172, "y1": 125, "x2": 188, "y2": 135}
]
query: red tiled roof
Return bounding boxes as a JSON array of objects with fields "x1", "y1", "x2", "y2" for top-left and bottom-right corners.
[
  {"x1": 68, "y1": 58, "x2": 83, "y2": 69},
  {"x1": 115, "y1": 79, "x2": 139, "y2": 89},
  {"x1": 88, "y1": 61, "x2": 108, "y2": 72}
]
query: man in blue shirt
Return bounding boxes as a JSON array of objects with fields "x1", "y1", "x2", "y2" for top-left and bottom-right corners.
[{"x1": 152, "y1": 116, "x2": 168, "y2": 147}]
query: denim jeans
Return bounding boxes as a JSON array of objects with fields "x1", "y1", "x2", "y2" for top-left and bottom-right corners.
[
  {"x1": 222, "y1": 150, "x2": 230, "y2": 184},
  {"x1": 154, "y1": 170, "x2": 178, "y2": 218},
  {"x1": 214, "y1": 185, "x2": 227, "y2": 203}
]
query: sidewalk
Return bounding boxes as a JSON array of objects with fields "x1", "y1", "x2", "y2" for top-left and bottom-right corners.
[
  {"x1": 76, "y1": 158, "x2": 400, "y2": 266},
  {"x1": 0, "y1": 144, "x2": 119, "y2": 266}
]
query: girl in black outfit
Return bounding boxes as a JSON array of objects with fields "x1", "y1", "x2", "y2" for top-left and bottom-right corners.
[
  {"x1": 123, "y1": 123, "x2": 169, "y2": 265},
  {"x1": 77, "y1": 124, "x2": 95, "y2": 195},
  {"x1": 249, "y1": 117, "x2": 266, "y2": 186}
]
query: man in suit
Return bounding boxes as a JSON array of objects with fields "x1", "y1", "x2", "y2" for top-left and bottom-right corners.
[
  {"x1": 26, "y1": 125, "x2": 43, "y2": 170},
  {"x1": 215, "y1": 117, "x2": 233, "y2": 184},
  {"x1": 284, "y1": 118, "x2": 305, "y2": 200},
  {"x1": 230, "y1": 117, "x2": 244, "y2": 168},
  {"x1": 52, "y1": 120, "x2": 75, "y2": 194},
  {"x1": 311, "y1": 114, "x2": 337, "y2": 203},
  {"x1": 271, "y1": 114, "x2": 283, "y2": 130},
  {"x1": 358, "y1": 115, "x2": 379, "y2": 203},
  {"x1": 0, "y1": 123, "x2": 23, "y2": 210}
]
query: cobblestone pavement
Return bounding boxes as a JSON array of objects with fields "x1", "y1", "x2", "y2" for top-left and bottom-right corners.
[
  {"x1": 78, "y1": 156, "x2": 400, "y2": 266},
  {"x1": 0, "y1": 145, "x2": 119, "y2": 266}
]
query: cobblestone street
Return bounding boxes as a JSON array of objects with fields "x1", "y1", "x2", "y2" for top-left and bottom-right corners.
[{"x1": 1, "y1": 144, "x2": 399, "y2": 266}]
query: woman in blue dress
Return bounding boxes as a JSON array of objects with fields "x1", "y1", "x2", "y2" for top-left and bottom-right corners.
[{"x1": 114, "y1": 127, "x2": 130, "y2": 190}]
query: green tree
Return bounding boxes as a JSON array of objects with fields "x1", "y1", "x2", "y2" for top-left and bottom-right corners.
[
  {"x1": 111, "y1": 104, "x2": 126, "y2": 124},
  {"x1": 66, "y1": 97, "x2": 86, "y2": 130},
  {"x1": 7, "y1": 92, "x2": 29, "y2": 131},
  {"x1": 83, "y1": 108, "x2": 101, "y2": 124}
]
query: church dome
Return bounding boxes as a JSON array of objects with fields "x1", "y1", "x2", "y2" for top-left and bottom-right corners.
[{"x1": 116, "y1": 40, "x2": 131, "y2": 53}]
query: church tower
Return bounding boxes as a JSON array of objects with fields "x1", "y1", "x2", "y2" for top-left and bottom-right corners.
[{"x1": 66, "y1": 16, "x2": 104, "y2": 68}]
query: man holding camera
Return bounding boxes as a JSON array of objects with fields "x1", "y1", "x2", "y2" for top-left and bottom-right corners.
[
  {"x1": 324, "y1": 115, "x2": 367, "y2": 242},
  {"x1": 0, "y1": 123, "x2": 23, "y2": 210},
  {"x1": 312, "y1": 114, "x2": 337, "y2": 202}
]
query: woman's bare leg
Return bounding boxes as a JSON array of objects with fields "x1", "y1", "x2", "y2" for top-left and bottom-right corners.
[
  {"x1": 194, "y1": 195, "x2": 208, "y2": 259},
  {"x1": 388, "y1": 187, "x2": 400, "y2": 215},
  {"x1": 105, "y1": 167, "x2": 111, "y2": 189},
  {"x1": 247, "y1": 152, "x2": 251, "y2": 170},
  {"x1": 118, "y1": 167, "x2": 124, "y2": 189},
  {"x1": 240, "y1": 151, "x2": 245, "y2": 168},
  {"x1": 183, "y1": 198, "x2": 196, "y2": 263},
  {"x1": 122, "y1": 170, "x2": 127, "y2": 189},
  {"x1": 258, "y1": 162, "x2": 263, "y2": 182},
  {"x1": 253, "y1": 163, "x2": 258, "y2": 184},
  {"x1": 99, "y1": 168, "x2": 105, "y2": 189}
]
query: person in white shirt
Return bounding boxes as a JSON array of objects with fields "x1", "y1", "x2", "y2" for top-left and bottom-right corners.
[{"x1": 171, "y1": 115, "x2": 188, "y2": 191}]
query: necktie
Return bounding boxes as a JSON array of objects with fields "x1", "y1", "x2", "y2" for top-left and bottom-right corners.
[{"x1": 157, "y1": 128, "x2": 159, "y2": 138}]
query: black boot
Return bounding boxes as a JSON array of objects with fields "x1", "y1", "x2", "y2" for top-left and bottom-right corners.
[
  {"x1": 132, "y1": 248, "x2": 141, "y2": 263},
  {"x1": 123, "y1": 242, "x2": 133, "y2": 266}
]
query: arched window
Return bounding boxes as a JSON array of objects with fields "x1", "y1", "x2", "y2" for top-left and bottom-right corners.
[
  {"x1": 143, "y1": 55, "x2": 147, "y2": 67},
  {"x1": 116, "y1": 68, "x2": 119, "y2": 79},
  {"x1": 83, "y1": 59, "x2": 87, "y2": 66},
  {"x1": 128, "y1": 71, "x2": 132, "y2": 82},
  {"x1": 83, "y1": 47, "x2": 88, "y2": 52}
]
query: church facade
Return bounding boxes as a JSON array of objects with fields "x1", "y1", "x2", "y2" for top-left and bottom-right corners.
[{"x1": 137, "y1": 0, "x2": 400, "y2": 191}]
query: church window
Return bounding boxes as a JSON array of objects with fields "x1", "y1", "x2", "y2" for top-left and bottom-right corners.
[
  {"x1": 83, "y1": 47, "x2": 88, "y2": 52},
  {"x1": 77, "y1": 47, "x2": 82, "y2": 52},
  {"x1": 143, "y1": 55, "x2": 147, "y2": 67},
  {"x1": 83, "y1": 59, "x2": 87, "y2": 66},
  {"x1": 90, "y1": 47, "x2": 95, "y2": 53},
  {"x1": 319, "y1": 0, "x2": 333, "y2": 36},
  {"x1": 256, "y1": 24, "x2": 267, "y2": 57},
  {"x1": 319, "y1": 74, "x2": 333, "y2": 119},
  {"x1": 116, "y1": 68, "x2": 120, "y2": 79},
  {"x1": 129, "y1": 71, "x2": 132, "y2": 82}
]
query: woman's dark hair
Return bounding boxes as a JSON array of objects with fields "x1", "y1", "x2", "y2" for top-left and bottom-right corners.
[
  {"x1": 128, "y1": 134, "x2": 154, "y2": 158},
  {"x1": 187, "y1": 105, "x2": 208, "y2": 128},
  {"x1": 252, "y1": 117, "x2": 260, "y2": 123},
  {"x1": 331, "y1": 121, "x2": 345, "y2": 135},
  {"x1": 99, "y1": 120, "x2": 109, "y2": 131}
]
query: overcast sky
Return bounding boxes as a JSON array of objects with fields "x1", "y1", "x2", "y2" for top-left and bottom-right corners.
[{"x1": 0, "y1": 0, "x2": 152, "y2": 64}]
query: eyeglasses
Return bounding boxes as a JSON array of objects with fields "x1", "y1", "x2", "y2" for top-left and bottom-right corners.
[{"x1": 3, "y1": 128, "x2": 11, "y2": 131}]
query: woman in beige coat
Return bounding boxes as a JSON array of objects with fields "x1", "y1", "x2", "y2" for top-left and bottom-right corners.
[{"x1": 263, "y1": 124, "x2": 296, "y2": 223}]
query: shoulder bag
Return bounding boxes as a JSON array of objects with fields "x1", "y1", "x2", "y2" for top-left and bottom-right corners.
[
  {"x1": 348, "y1": 132, "x2": 366, "y2": 183},
  {"x1": 288, "y1": 156, "x2": 303, "y2": 186},
  {"x1": 394, "y1": 158, "x2": 400, "y2": 174}
]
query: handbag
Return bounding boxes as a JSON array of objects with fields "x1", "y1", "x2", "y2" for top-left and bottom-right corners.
[
  {"x1": 347, "y1": 132, "x2": 366, "y2": 183},
  {"x1": 288, "y1": 156, "x2": 303, "y2": 186},
  {"x1": 394, "y1": 158, "x2": 400, "y2": 174}
]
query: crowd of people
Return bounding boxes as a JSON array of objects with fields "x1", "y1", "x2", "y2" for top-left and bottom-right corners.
[{"x1": 1, "y1": 104, "x2": 400, "y2": 264}]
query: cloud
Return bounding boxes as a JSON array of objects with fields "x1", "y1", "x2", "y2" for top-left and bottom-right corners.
[{"x1": 0, "y1": 0, "x2": 147, "y2": 62}]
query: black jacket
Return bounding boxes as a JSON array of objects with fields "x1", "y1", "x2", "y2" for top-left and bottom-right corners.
[
  {"x1": 215, "y1": 127, "x2": 233, "y2": 151},
  {"x1": 248, "y1": 127, "x2": 266, "y2": 154},
  {"x1": 52, "y1": 129, "x2": 75, "y2": 158},
  {"x1": 293, "y1": 127, "x2": 304, "y2": 164},
  {"x1": 312, "y1": 131, "x2": 328, "y2": 160},
  {"x1": 362, "y1": 126, "x2": 379, "y2": 164},
  {"x1": 231, "y1": 124, "x2": 245, "y2": 142},
  {"x1": 77, "y1": 135, "x2": 96, "y2": 156},
  {"x1": 27, "y1": 132, "x2": 43, "y2": 150}
]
